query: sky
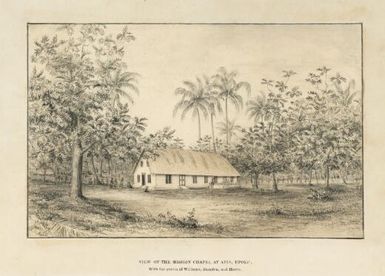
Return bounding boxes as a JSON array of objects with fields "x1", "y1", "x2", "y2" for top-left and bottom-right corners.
[{"x1": 30, "y1": 24, "x2": 362, "y2": 146}]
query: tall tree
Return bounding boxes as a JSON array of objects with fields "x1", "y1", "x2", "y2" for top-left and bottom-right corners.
[
  {"x1": 173, "y1": 78, "x2": 210, "y2": 140},
  {"x1": 203, "y1": 75, "x2": 222, "y2": 152},
  {"x1": 212, "y1": 67, "x2": 250, "y2": 146},
  {"x1": 90, "y1": 102, "x2": 147, "y2": 185},
  {"x1": 246, "y1": 92, "x2": 274, "y2": 123},
  {"x1": 30, "y1": 24, "x2": 138, "y2": 199},
  {"x1": 305, "y1": 68, "x2": 361, "y2": 187},
  {"x1": 243, "y1": 71, "x2": 296, "y2": 192}
]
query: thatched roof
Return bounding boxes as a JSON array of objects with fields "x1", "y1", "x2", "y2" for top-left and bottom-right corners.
[{"x1": 148, "y1": 149, "x2": 240, "y2": 177}]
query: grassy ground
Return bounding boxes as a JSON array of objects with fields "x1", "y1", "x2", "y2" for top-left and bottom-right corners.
[{"x1": 28, "y1": 180, "x2": 363, "y2": 238}]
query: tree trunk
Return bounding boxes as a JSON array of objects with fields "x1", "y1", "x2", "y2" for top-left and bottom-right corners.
[
  {"x1": 54, "y1": 166, "x2": 59, "y2": 184},
  {"x1": 91, "y1": 153, "x2": 101, "y2": 185},
  {"x1": 70, "y1": 137, "x2": 84, "y2": 199},
  {"x1": 340, "y1": 170, "x2": 348, "y2": 184},
  {"x1": 308, "y1": 170, "x2": 313, "y2": 185},
  {"x1": 225, "y1": 97, "x2": 229, "y2": 146},
  {"x1": 325, "y1": 166, "x2": 330, "y2": 188},
  {"x1": 272, "y1": 173, "x2": 278, "y2": 192},
  {"x1": 99, "y1": 148, "x2": 103, "y2": 179},
  {"x1": 43, "y1": 168, "x2": 47, "y2": 183},
  {"x1": 197, "y1": 109, "x2": 201, "y2": 140},
  {"x1": 108, "y1": 158, "x2": 112, "y2": 185},
  {"x1": 300, "y1": 170, "x2": 304, "y2": 185},
  {"x1": 252, "y1": 173, "x2": 259, "y2": 190},
  {"x1": 210, "y1": 113, "x2": 216, "y2": 152}
]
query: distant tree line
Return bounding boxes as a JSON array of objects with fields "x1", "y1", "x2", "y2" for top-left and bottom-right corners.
[{"x1": 175, "y1": 67, "x2": 362, "y2": 192}]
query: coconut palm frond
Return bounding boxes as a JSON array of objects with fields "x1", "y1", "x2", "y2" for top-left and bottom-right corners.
[
  {"x1": 120, "y1": 90, "x2": 135, "y2": 104},
  {"x1": 197, "y1": 102, "x2": 209, "y2": 118},
  {"x1": 120, "y1": 82, "x2": 139, "y2": 95},
  {"x1": 216, "y1": 119, "x2": 242, "y2": 141},
  {"x1": 173, "y1": 99, "x2": 190, "y2": 117},
  {"x1": 109, "y1": 69, "x2": 139, "y2": 107},
  {"x1": 183, "y1": 80, "x2": 197, "y2": 91},
  {"x1": 174, "y1": 87, "x2": 189, "y2": 96},
  {"x1": 180, "y1": 102, "x2": 196, "y2": 120},
  {"x1": 235, "y1": 81, "x2": 251, "y2": 96}
]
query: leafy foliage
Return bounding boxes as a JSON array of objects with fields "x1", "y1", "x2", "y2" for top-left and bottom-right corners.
[
  {"x1": 29, "y1": 25, "x2": 185, "y2": 195},
  {"x1": 235, "y1": 68, "x2": 361, "y2": 191}
]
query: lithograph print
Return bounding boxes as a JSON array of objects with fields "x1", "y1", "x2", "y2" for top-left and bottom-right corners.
[{"x1": 27, "y1": 23, "x2": 363, "y2": 238}]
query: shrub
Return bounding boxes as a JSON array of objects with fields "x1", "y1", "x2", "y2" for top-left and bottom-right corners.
[
  {"x1": 181, "y1": 209, "x2": 199, "y2": 228},
  {"x1": 307, "y1": 188, "x2": 333, "y2": 201},
  {"x1": 260, "y1": 206, "x2": 286, "y2": 216},
  {"x1": 120, "y1": 212, "x2": 139, "y2": 222},
  {"x1": 157, "y1": 209, "x2": 199, "y2": 229}
]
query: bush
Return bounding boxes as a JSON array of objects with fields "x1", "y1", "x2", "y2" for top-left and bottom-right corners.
[
  {"x1": 307, "y1": 188, "x2": 333, "y2": 201},
  {"x1": 120, "y1": 212, "x2": 139, "y2": 222},
  {"x1": 157, "y1": 209, "x2": 199, "y2": 229},
  {"x1": 260, "y1": 206, "x2": 286, "y2": 216},
  {"x1": 181, "y1": 209, "x2": 199, "y2": 228}
]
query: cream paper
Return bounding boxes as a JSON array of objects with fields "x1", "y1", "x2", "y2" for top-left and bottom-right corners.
[{"x1": 1, "y1": 0, "x2": 385, "y2": 275}]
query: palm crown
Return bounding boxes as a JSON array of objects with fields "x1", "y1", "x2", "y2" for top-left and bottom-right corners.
[
  {"x1": 212, "y1": 67, "x2": 250, "y2": 145},
  {"x1": 109, "y1": 69, "x2": 139, "y2": 107},
  {"x1": 246, "y1": 93, "x2": 274, "y2": 123},
  {"x1": 173, "y1": 78, "x2": 210, "y2": 139},
  {"x1": 217, "y1": 119, "x2": 242, "y2": 143}
]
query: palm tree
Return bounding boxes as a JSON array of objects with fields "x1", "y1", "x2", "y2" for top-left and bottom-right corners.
[
  {"x1": 109, "y1": 69, "x2": 139, "y2": 107},
  {"x1": 212, "y1": 67, "x2": 251, "y2": 146},
  {"x1": 334, "y1": 79, "x2": 357, "y2": 109},
  {"x1": 217, "y1": 119, "x2": 242, "y2": 144},
  {"x1": 173, "y1": 78, "x2": 210, "y2": 140},
  {"x1": 203, "y1": 75, "x2": 222, "y2": 152},
  {"x1": 246, "y1": 93, "x2": 273, "y2": 123}
]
